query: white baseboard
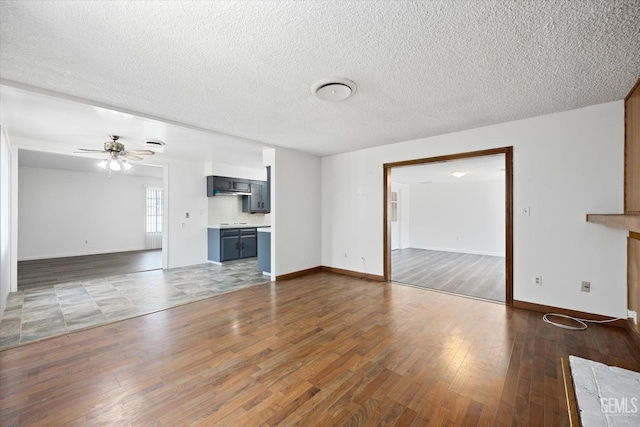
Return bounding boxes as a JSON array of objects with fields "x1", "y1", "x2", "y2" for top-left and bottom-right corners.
[
  {"x1": 18, "y1": 247, "x2": 159, "y2": 261},
  {"x1": 409, "y1": 245, "x2": 505, "y2": 257}
]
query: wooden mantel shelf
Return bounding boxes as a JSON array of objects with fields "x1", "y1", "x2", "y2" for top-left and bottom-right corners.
[{"x1": 586, "y1": 214, "x2": 640, "y2": 233}]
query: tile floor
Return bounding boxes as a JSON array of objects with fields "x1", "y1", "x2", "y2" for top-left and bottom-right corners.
[{"x1": 0, "y1": 258, "x2": 270, "y2": 349}]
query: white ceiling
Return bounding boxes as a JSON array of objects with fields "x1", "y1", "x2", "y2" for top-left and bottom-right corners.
[
  {"x1": 1, "y1": 1, "x2": 639, "y2": 166},
  {"x1": 19, "y1": 149, "x2": 164, "y2": 179},
  {"x1": 392, "y1": 154, "x2": 505, "y2": 185}
]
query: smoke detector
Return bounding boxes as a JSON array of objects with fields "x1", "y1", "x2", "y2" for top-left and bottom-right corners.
[
  {"x1": 143, "y1": 138, "x2": 166, "y2": 153},
  {"x1": 311, "y1": 77, "x2": 357, "y2": 101}
]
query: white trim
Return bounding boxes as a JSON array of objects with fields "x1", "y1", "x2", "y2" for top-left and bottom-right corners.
[
  {"x1": 17, "y1": 247, "x2": 159, "y2": 261},
  {"x1": 10, "y1": 142, "x2": 18, "y2": 292},
  {"x1": 161, "y1": 164, "x2": 169, "y2": 270},
  {"x1": 409, "y1": 245, "x2": 505, "y2": 258}
]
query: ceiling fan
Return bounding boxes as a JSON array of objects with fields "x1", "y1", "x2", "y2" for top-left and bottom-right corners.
[{"x1": 76, "y1": 135, "x2": 155, "y2": 171}]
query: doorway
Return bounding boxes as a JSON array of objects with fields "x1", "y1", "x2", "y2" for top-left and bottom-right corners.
[
  {"x1": 383, "y1": 147, "x2": 513, "y2": 304},
  {"x1": 16, "y1": 149, "x2": 165, "y2": 289}
]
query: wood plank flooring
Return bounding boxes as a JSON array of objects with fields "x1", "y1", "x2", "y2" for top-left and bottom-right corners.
[
  {"x1": 392, "y1": 248, "x2": 505, "y2": 302},
  {"x1": 18, "y1": 249, "x2": 162, "y2": 290},
  {"x1": 1, "y1": 272, "x2": 638, "y2": 426}
]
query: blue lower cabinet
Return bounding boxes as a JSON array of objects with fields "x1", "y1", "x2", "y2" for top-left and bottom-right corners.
[
  {"x1": 257, "y1": 230, "x2": 271, "y2": 273},
  {"x1": 208, "y1": 228, "x2": 257, "y2": 262}
]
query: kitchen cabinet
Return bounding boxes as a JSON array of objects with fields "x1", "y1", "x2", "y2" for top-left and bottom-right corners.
[
  {"x1": 257, "y1": 228, "x2": 271, "y2": 274},
  {"x1": 242, "y1": 166, "x2": 271, "y2": 213},
  {"x1": 243, "y1": 181, "x2": 269, "y2": 213},
  {"x1": 208, "y1": 227, "x2": 257, "y2": 262},
  {"x1": 207, "y1": 176, "x2": 251, "y2": 196}
]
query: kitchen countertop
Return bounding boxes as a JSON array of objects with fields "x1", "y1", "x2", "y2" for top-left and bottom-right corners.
[{"x1": 208, "y1": 224, "x2": 269, "y2": 229}]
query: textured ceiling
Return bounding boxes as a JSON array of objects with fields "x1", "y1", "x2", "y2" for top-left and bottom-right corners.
[{"x1": 1, "y1": 1, "x2": 639, "y2": 158}]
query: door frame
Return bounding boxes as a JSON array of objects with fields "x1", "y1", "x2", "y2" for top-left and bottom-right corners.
[{"x1": 383, "y1": 147, "x2": 514, "y2": 305}]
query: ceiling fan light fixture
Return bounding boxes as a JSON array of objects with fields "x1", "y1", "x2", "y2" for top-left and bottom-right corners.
[
  {"x1": 82, "y1": 135, "x2": 151, "y2": 172},
  {"x1": 109, "y1": 159, "x2": 121, "y2": 171},
  {"x1": 451, "y1": 171, "x2": 466, "y2": 178}
]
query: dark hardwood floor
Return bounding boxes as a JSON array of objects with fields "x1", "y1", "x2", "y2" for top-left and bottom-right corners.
[
  {"x1": 17, "y1": 249, "x2": 162, "y2": 290},
  {"x1": 392, "y1": 248, "x2": 505, "y2": 302},
  {"x1": 1, "y1": 272, "x2": 638, "y2": 426}
]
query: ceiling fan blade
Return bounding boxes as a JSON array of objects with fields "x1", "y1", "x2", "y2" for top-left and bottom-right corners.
[
  {"x1": 123, "y1": 154, "x2": 143, "y2": 161},
  {"x1": 126, "y1": 150, "x2": 155, "y2": 155},
  {"x1": 76, "y1": 148, "x2": 106, "y2": 153}
]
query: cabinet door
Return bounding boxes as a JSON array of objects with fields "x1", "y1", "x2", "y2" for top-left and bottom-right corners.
[
  {"x1": 221, "y1": 235, "x2": 240, "y2": 261},
  {"x1": 250, "y1": 181, "x2": 270, "y2": 213},
  {"x1": 214, "y1": 177, "x2": 233, "y2": 191},
  {"x1": 249, "y1": 183, "x2": 262, "y2": 212},
  {"x1": 208, "y1": 228, "x2": 222, "y2": 262},
  {"x1": 257, "y1": 231, "x2": 271, "y2": 273},
  {"x1": 241, "y1": 234, "x2": 257, "y2": 258},
  {"x1": 261, "y1": 180, "x2": 270, "y2": 212}
]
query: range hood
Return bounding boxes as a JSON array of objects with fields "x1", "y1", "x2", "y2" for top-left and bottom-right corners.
[{"x1": 212, "y1": 189, "x2": 251, "y2": 196}]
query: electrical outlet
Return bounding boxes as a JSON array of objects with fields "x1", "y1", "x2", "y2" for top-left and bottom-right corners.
[
  {"x1": 533, "y1": 276, "x2": 542, "y2": 286},
  {"x1": 628, "y1": 309, "x2": 638, "y2": 325},
  {"x1": 581, "y1": 281, "x2": 591, "y2": 293}
]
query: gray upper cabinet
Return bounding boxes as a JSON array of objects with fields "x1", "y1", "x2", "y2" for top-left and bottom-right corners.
[
  {"x1": 207, "y1": 176, "x2": 252, "y2": 196},
  {"x1": 243, "y1": 181, "x2": 269, "y2": 213},
  {"x1": 242, "y1": 167, "x2": 270, "y2": 213},
  {"x1": 207, "y1": 168, "x2": 270, "y2": 213}
]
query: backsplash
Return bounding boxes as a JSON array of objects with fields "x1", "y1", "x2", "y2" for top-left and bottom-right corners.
[{"x1": 208, "y1": 196, "x2": 270, "y2": 226}]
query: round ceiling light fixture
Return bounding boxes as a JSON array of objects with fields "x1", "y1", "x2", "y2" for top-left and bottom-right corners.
[{"x1": 311, "y1": 77, "x2": 357, "y2": 101}]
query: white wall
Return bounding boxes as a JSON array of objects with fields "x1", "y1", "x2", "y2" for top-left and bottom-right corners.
[
  {"x1": 208, "y1": 162, "x2": 267, "y2": 181},
  {"x1": 18, "y1": 166, "x2": 162, "y2": 259},
  {"x1": 408, "y1": 179, "x2": 505, "y2": 256},
  {"x1": 273, "y1": 147, "x2": 321, "y2": 276},
  {"x1": 322, "y1": 101, "x2": 626, "y2": 317},
  {"x1": 0, "y1": 127, "x2": 12, "y2": 319},
  {"x1": 165, "y1": 160, "x2": 209, "y2": 269}
]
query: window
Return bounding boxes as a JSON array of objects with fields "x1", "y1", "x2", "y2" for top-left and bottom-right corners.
[
  {"x1": 391, "y1": 191, "x2": 398, "y2": 222},
  {"x1": 146, "y1": 187, "x2": 163, "y2": 233}
]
